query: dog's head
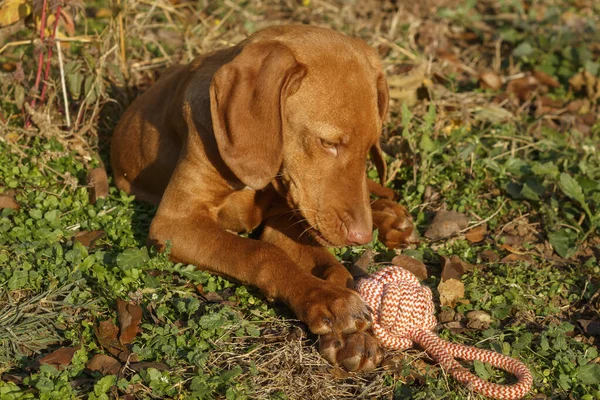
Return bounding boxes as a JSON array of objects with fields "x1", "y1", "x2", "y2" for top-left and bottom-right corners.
[{"x1": 210, "y1": 26, "x2": 389, "y2": 246}]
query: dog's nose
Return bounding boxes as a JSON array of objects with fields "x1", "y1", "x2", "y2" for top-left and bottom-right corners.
[{"x1": 347, "y1": 228, "x2": 372, "y2": 246}]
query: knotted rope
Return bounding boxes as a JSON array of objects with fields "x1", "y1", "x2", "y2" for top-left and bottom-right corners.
[{"x1": 356, "y1": 266, "x2": 533, "y2": 400}]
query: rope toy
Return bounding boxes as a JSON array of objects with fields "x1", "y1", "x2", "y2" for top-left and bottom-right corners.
[{"x1": 356, "y1": 265, "x2": 533, "y2": 400}]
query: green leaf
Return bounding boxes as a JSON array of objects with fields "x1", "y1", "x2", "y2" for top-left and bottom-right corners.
[
  {"x1": 419, "y1": 133, "x2": 437, "y2": 153},
  {"x1": 473, "y1": 360, "x2": 491, "y2": 379},
  {"x1": 44, "y1": 210, "x2": 58, "y2": 222},
  {"x1": 559, "y1": 173, "x2": 586, "y2": 206},
  {"x1": 578, "y1": 364, "x2": 600, "y2": 385},
  {"x1": 199, "y1": 312, "x2": 225, "y2": 331},
  {"x1": 116, "y1": 247, "x2": 150, "y2": 270},
  {"x1": 548, "y1": 229, "x2": 576, "y2": 258},
  {"x1": 29, "y1": 209, "x2": 42, "y2": 220},
  {"x1": 532, "y1": 162, "x2": 559, "y2": 178},
  {"x1": 512, "y1": 42, "x2": 534, "y2": 58}
]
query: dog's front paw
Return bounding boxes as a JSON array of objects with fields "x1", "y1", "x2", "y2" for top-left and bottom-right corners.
[
  {"x1": 319, "y1": 330, "x2": 383, "y2": 372},
  {"x1": 372, "y1": 199, "x2": 419, "y2": 249},
  {"x1": 293, "y1": 282, "x2": 371, "y2": 336}
]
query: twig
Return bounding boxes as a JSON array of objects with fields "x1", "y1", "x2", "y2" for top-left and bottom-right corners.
[
  {"x1": 0, "y1": 37, "x2": 96, "y2": 54},
  {"x1": 489, "y1": 142, "x2": 541, "y2": 161},
  {"x1": 375, "y1": 36, "x2": 418, "y2": 61},
  {"x1": 117, "y1": 0, "x2": 128, "y2": 78},
  {"x1": 30, "y1": 0, "x2": 48, "y2": 110},
  {"x1": 40, "y1": 5, "x2": 62, "y2": 103},
  {"x1": 56, "y1": 36, "x2": 71, "y2": 127},
  {"x1": 460, "y1": 199, "x2": 508, "y2": 233}
]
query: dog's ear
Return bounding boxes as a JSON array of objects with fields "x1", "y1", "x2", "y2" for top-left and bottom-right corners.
[
  {"x1": 369, "y1": 142, "x2": 387, "y2": 185},
  {"x1": 210, "y1": 41, "x2": 306, "y2": 190},
  {"x1": 370, "y1": 73, "x2": 389, "y2": 183}
]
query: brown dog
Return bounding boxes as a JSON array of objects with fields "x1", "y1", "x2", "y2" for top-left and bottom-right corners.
[{"x1": 111, "y1": 25, "x2": 417, "y2": 371}]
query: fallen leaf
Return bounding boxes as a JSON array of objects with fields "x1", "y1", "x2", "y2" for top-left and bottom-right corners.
[
  {"x1": 196, "y1": 284, "x2": 225, "y2": 302},
  {"x1": 116, "y1": 299, "x2": 143, "y2": 345},
  {"x1": 501, "y1": 253, "x2": 533, "y2": 265},
  {"x1": 128, "y1": 361, "x2": 169, "y2": 372},
  {"x1": 569, "y1": 70, "x2": 600, "y2": 101},
  {"x1": 86, "y1": 354, "x2": 121, "y2": 375},
  {"x1": 425, "y1": 210, "x2": 470, "y2": 240},
  {"x1": 94, "y1": 320, "x2": 133, "y2": 362},
  {"x1": 533, "y1": 70, "x2": 560, "y2": 88},
  {"x1": 438, "y1": 278, "x2": 464, "y2": 307},
  {"x1": 465, "y1": 224, "x2": 486, "y2": 243},
  {"x1": 0, "y1": 194, "x2": 19, "y2": 210},
  {"x1": 392, "y1": 254, "x2": 427, "y2": 280},
  {"x1": 349, "y1": 249, "x2": 373, "y2": 279},
  {"x1": 87, "y1": 167, "x2": 109, "y2": 204},
  {"x1": 479, "y1": 249, "x2": 499, "y2": 262},
  {"x1": 440, "y1": 255, "x2": 465, "y2": 281},
  {"x1": 479, "y1": 70, "x2": 502, "y2": 90},
  {"x1": 74, "y1": 230, "x2": 105, "y2": 248},
  {"x1": 506, "y1": 75, "x2": 539, "y2": 102},
  {"x1": 466, "y1": 310, "x2": 492, "y2": 330},
  {"x1": 39, "y1": 346, "x2": 80, "y2": 370},
  {"x1": 438, "y1": 309, "x2": 456, "y2": 323}
]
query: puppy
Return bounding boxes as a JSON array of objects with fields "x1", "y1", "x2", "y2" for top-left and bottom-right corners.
[{"x1": 111, "y1": 25, "x2": 417, "y2": 371}]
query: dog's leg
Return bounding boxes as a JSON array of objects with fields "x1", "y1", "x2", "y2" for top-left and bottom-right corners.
[
  {"x1": 371, "y1": 199, "x2": 419, "y2": 248},
  {"x1": 148, "y1": 166, "x2": 371, "y2": 338},
  {"x1": 260, "y1": 210, "x2": 383, "y2": 372}
]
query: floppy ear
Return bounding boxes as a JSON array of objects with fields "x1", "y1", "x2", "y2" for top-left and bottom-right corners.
[
  {"x1": 370, "y1": 73, "x2": 389, "y2": 183},
  {"x1": 210, "y1": 41, "x2": 306, "y2": 190}
]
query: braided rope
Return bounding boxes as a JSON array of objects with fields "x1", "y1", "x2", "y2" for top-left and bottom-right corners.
[{"x1": 356, "y1": 266, "x2": 533, "y2": 400}]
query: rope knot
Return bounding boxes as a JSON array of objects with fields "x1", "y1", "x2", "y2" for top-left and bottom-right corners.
[
  {"x1": 357, "y1": 265, "x2": 533, "y2": 400},
  {"x1": 356, "y1": 266, "x2": 436, "y2": 349}
]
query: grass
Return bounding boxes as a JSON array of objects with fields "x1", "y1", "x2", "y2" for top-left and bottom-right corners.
[{"x1": 0, "y1": 0, "x2": 599, "y2": 399}]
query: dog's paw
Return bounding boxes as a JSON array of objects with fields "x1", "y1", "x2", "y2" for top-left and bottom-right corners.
[
  {"x1": 371, "y1": 199, "x2": 419, "y2": 249},
  {"x1": 295, "y1": 282, "x2": 371, "y2": 336},
  {"x1": 319, "y1": 330, "x2": 383, "y2": 372}
]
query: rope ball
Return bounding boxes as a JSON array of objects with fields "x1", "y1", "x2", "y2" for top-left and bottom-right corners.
[{"x1": 356, "y1": 266, "x2": 533, "y2": 400}]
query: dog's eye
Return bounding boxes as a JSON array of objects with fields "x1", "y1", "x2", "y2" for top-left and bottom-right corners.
[{"x1": 320, "y1": 138, "x2": 338, "y2": 155}]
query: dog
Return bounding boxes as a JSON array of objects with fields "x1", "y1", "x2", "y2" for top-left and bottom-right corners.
[{"x1": 111, "y1": 25, "x2": 418, "y2": 372}]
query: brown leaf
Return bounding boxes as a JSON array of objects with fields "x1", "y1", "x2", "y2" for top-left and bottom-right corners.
[
  {"x1": 196, "y1": 284, "x2": 224, "y2": 302},
  {"x1": 74, "y1": 230, "x2": 105, "y2": 248},
  {"x1": 533, "y1": 70, "x2": 560, "y2": 88},
  {"x1": 465, "y1": 224, "x2": 487, "y2": 243},
  {"x1": 86, "y1": 354, "x2": 121, "y2": 375},
  {"x1": 94, "y1": 320, "x2": 133, "y2": 362},
  {"x1": 569, "y1": 70, "x2": 600, "y2": 100},
  {"x1": 349, "y1": 249, "x2": 373, "y2": 279},
  {"x1": 479, "y1": 249, "x2": 499, "y2": 262},
  {"x1": 0, "y1": 194, "x2": 19, "y2": 210},
  {"x1": 501, "y1": 253, "x2": 533, "y2": 265},
  {"x1": 479, "y1": 70, "x2": 502, "y2": 90},
  {"x1": 392, "y1": 254, "x2": 427, "y2": 280},
  {"x1": 128, "y1": 361, "x2": 169, "y2": 372},
  {"x1": 438, "y1": 278, "x2": 464, "y2": 307},
  {"x1": 117, "y1": 299, "x2": 143, "y2": 345},
  {"x1": 466, "y1": 310, "x2": 492, "y2": 330},
  {"x1": 39, "y1": 346, "x2": 80, "y2": 370},
  {"x1": 506, "y1": 75, "x2": 539, "y2": 102},
  {"x1": 87, "y1": 167, "x2": 109, "y2": 204},
  {"x1": 438, "y1": 309, "x2": 456, "y2": 323},
  {"x1": 424, "y1": 210, "x2": 469, "y2": 240},
  {"x1": 440, "y1": 255, "x2": 464, "y2": 281}
]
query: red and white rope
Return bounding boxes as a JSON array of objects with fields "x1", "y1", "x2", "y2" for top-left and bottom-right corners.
[{"x1": 356, "y1": 266, "x2": 533, "y2": 400}]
